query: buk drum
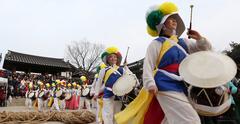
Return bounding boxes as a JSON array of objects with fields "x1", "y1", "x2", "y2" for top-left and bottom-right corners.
[
  {"x1": 112, "y1": 73, "x2": 137, "y2": 96},
  {"x1": 82, "y1": 87, "x2": 90, "y2": 96},
  {"x1": 39, "y1": 91, "x2": 49, "y2": 101},
  {"x1": 56, "y1": 90, "x2": 66, "y2": 100},
  {"x1": 38, "y1": 91, "x2": 45, "y2": 98},
  {"x1": 28, "y1": 92, "x2": 36, "y2": 100},
  {"x1": 82, "y1": 87, "x2": 93, "y2": 99},
  {"x1": 188, "y1": 85, "x2": 231, "y2": 116},
  {"x1": 65, "y1": 93, "x2": 72, "y2": 101}
]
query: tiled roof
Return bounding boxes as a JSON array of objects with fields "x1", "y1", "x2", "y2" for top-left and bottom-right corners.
[{"x1": 3, "y1": 50, "x2": 71, "y2": 69}]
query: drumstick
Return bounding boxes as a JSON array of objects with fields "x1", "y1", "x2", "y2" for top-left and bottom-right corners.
[
  {"x1": 123, "y1": 47, "x2": 130, "y2": 66},
  {"x1": 188, "y1": 5, "x2": 194, "y2": 39}
]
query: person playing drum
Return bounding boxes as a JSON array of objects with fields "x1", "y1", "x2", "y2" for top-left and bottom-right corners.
[
  {"x1": 50, "y1": 82, "x2": 60, "y2": 112},
  {"x1": 94, "y1": 46, "x2": 130, "y2": 124},
  {"x1": 80, "y1": 76, "x2": 91, "y2": 110},
  {"x1": 90, "y1": 74, "x2": 99, "y2": 109},
  {"x1": 92, "y1": 63, "x2": 107, "y2": 123},
  {"x1": 43, "y1": 83, "x2": 51, "y2": 110},
  {"x1": 25, "y1": 83, "x2": 34, "y2": 109},
  {"x1": 143, "y1": 2, "x2": 212, "y2": 124},
  {"x1": 37, "y1": 82, "x2": 45, "y2": 112},
  {"x1": 76, "y1": 84, "x2": 81, "y2": 108},
  {"x1": 59, "y1": 80, "x2": 67, "y2": 110}
]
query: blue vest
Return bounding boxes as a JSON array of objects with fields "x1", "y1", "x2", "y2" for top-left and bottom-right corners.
[{"x1": 154, "y1": 37, "x2": 188, "y2": 93}]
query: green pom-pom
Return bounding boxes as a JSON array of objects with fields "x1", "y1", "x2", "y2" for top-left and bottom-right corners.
[
  {"x1": 145, "y1": 5, "x2": 159, "y2": 19},
  {"x1": 101, "y1": 52, "x2": 108, "y2": 59},
  {"x1": 146, "y1": 10, "x2": 164, "y2": 30}
]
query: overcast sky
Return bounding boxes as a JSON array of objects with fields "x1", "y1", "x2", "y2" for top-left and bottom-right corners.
[{"x1": 0, "y1": 0, "x2": 240, "y2": 68}]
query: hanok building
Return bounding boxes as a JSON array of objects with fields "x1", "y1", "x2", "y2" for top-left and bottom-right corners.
[{"x1": 3, "y1": 50, "x2": 72, "y2": 77}]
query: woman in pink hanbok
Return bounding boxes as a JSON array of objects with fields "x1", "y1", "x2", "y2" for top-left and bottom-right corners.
[
  {"x1": 65, "y1": 83, "x2": 72, "y2": 109},
  {"x1": 69, "y1": 82, "x2": 79, "y2": 110}
]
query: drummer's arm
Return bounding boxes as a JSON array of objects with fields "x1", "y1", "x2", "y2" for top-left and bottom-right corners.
[
  {"x1": 184, "y1": 37, "x2": 212, "y2": 53},
  {"x1": 143, "y1": 40, "x2": 160, "y2": 90},
  {"x1": 94, "y1": 69, "x2": 105, "y2": 97},
  {"x1": 90, "y1": 78, "x2": 97, "y2": 95},
  {"x1": 25, "y1": 91, "x2": 28, "y2": 98},
  {"x1": 35, "y1": 89, "x2": 39, "y2": 97}
]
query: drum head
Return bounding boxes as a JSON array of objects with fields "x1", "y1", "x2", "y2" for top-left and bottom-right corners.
[
  {"x1": 179, "y1": 51, "x2": 237, "y2": 88},
  {"x1": 112, "y1": 74, "x2": 136, "y2": 96},
  {"x1": 29, "y1": 92, "x2": 34, "y2": 98},
  {"x1": 82, "y1": 88, "x2": 90, "y2": 96},
  {"x1": 56, "y1": 90, "x2": 62, "y2": 97},
  {"x1": 65, "y1": 93, "x2": 72, "y2": 100},
  {"x1": 39, "y1": 91, "x2": 44, "y2": 97}
]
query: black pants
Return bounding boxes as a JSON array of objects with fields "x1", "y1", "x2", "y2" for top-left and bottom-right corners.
[{"x1": 0, "y1": 100, "x2": 5, "y2": 107}]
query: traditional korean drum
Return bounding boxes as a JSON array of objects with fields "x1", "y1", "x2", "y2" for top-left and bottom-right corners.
[
  {"x1": 38, "y1": 91, "x2": 49, "y2": 101},
  {"x1": 82, "y1": 87, "x2": 90, "y2": 97},
  {"x1": 179, "y1": 51, "x2": 237, "y2": 116},
  {"x1": 65, "y1": 93, "x2": 72, "y2": 101},
  {"x1": 38, "y1": 91, "x2": 45, "y2": 98},
  {"x1": 188, "y1": 85, "x2": 231, "y2": 116},
  {"x1": 28, "y1": 91, "x2": 36, "y2": 100},
  {"x1": 112, "y1": 73, "x2": 137, "y2": 96},
  {"x1": 56, "y1": 90, "x2": 66, "y2": 100}
]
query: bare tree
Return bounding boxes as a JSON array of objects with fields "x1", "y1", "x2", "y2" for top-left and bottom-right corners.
[{"x1": 66, "y1": 39, "x2": 105, "y2": 73}]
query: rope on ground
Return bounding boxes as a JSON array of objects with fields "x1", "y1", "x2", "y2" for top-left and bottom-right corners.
[{"x1": 0, "y1": 110, "x2": 95, "y2": 124}]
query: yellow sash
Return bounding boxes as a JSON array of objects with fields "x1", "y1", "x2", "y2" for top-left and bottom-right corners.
[
  {"x1": 98, "y1": 98, "x2": 104, "y2": 122},
  {"x1": 104, "y1": 66, "x2": 120, "y2": 84},
  {"x1": 115, "y1": 88, "x2": 153, "y2": 124}
]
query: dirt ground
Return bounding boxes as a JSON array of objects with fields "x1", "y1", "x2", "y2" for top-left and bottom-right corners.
[{"x1": 0, "y1": 98, "x2": 96, "y2": 124}]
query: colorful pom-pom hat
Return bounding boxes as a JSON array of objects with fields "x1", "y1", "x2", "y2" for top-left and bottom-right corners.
[
  {"x1": 101, "y1": 46, "x2": 122, "y2": 66},
  {"x1": 46, "y1": 83, "x2": 50, "y2": 88},
  {"x1": 67, "y1": 83, "x2": 72, "y2": 87},
  {"x1": 96, "y1": 63, "x2": 107, "y2": 73},
  {"x1": 146, "y1": 2, "x2": 185, "y2": 37},
  {"x1": 80, "y1": 75, "x2": 87, "y2": 82}
]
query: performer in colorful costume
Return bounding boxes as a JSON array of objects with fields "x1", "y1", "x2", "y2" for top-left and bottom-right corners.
[
  {"x1": 65, "y1": 83, "x2": 72, "y2": 109},
  {"x1": 44, "y1": 83, "x2": 51, "y2": 110},
  {"x1": 94, "y1": 47, "x2": 126, "y2": 124},
  {"x1": 92, "y1": 63, "x2": 107, "y2": 123},
  {"x1": 25, "y1": 83, "x2": 34, "y2": 109},
  {"x1": 69, "y1": 82, "x2": 79, "y2": 109},
  {"x1": 115, "y1": 2, "x2": 212, "y2": 124},
  {"x1": 37, "y1": 82, "x2": 45, "y2": 112},
  {"x1": 59, "y1": 80, "x2": 66, "y2": 110},
  {"x1": 50, "y1": 82, "x2": 60, "y2": 112},
  {"x1": 81, "y1": 76, "x2": 92, "y2": 110}
]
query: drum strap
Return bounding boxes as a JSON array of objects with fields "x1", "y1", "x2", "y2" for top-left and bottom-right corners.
[
  {"x1": 103, "y1": 66, "x2": 124, "y2": 92},
  {"x1": 103, "y1": 66, "x2": 121, "y2": 85},
  {"x1": 154, "y1": 35, "x2": 188, "y2": 81},
  {"x1": 155, "y1": 35, "x2": 188, "y2": 69}
]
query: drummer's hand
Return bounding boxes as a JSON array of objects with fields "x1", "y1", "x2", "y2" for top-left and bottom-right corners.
[
  {"x1": 148, "y1": 85, "x2": 158, "y2": 94},
  {"x1": 90, "y1": 92, "x2": 94, "y2": 97},
  {"x1": 93, "y1": 94, "x2": 98, "y2": 101},
  {"x1": 187, "y1": 29, "x2": 202, "y2": 41}
]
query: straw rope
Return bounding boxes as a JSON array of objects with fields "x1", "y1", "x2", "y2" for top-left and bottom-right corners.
[{"x1": 0, "y1": 110, "x2": 95, "y2": 124}]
